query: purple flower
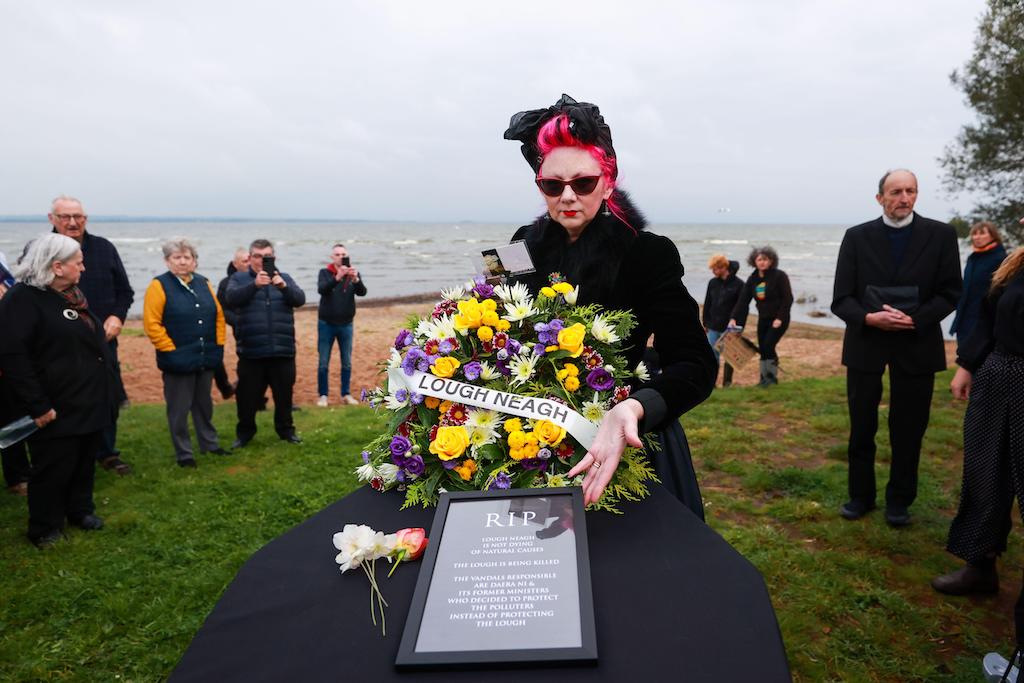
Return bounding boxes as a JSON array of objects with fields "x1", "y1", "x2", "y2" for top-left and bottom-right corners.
[
  {"x1": 395, "y1": 388, "x2": 409, "y2": 404},
  {"x1": 410, "y1": 392, "x2": 424, "y2": 405},
  {"x1": 521, "y1": 458, "x2": 549, "y2": 472},
  {"x1": 496, "y1": 359, "x2": 512, "y2": 376},
  {"x1": 537, "y1": 447, "x2": 552, "y2": 460},
  {"x1": 463, "y1": 361, "x2": 482, "y2": 381},
  {"x1": 505, "y1": 339, "x2": 522, "y2": 356},
  {"x1": 548, "y1": 319, "x2": 564, "y2": 332},
  {"x1": 401, "y1": 348, "x2": 429, "y2": 376},
  {"x1": 496, "y1": 348, "x2": 509, "y2": 361},
  {"x1": 488, "y1": 472, "x2": 512, "y2": 490},
  {"x1": 360, "y1": 388, "x2": 368, "y2": 402},
  {"x1": 438, "y1": 338, "x2": 454, "y2": 354},
  {"x1": 533, "y1": 343, "x2": 547, "y2": 356},
  {"x1": 361, "y1": 450, "x2": 371, "y2": 463},
  {"x1": 395, "y1": 469, "x2": 408, "y2": 483},
  {"x1": 405, "y1": 455, "x2": 425, "y2": 477},
  {"x1": 394, "y1": 329, "x2": 414, "y2": 350},
  {"x1": 472, "y1": 276, "x2": 495, "y2": 299},
  {"x1": 390, "y1": 435, "x2": 412, "y2": 458},
  {"x1": 586, "y1": 367, "x2": 615, "y2": 392},
  {"x1": 441, "y1": 459, "x2": 459, "y2": 470}
]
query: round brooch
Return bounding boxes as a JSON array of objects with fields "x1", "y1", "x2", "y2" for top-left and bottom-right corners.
[{"x1": 62, "y1": 309, "x2": 79, "y2": 321}]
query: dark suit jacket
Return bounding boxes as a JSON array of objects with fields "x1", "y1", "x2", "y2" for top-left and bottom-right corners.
[
  {"x1": 0, "y1": 283, "x2": 115, "y2": 440},
  {"x1": 831, "y1": 213, "x2": 962, "y2": 374}
]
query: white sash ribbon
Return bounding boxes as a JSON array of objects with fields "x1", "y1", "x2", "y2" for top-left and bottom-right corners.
[{"x1": 387, "y1": 369, "x2": 598, "y2": 450}]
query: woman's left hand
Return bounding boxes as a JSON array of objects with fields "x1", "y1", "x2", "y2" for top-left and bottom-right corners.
[
  {"x1": 567, "y1": 399, "x2": 644, "y2": 506},
  {"x1": 771, "y1": 318, "x2": 782, "y2": 329}
]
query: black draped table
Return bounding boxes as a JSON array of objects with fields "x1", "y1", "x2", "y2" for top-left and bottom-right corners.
[{"x1": 170, "y1": 485, "x2": 791, "y2": 682}]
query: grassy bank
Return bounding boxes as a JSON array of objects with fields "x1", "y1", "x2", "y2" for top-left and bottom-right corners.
[{"x1": 0, "y1": 372, "x2": 1017, "y2": 681}]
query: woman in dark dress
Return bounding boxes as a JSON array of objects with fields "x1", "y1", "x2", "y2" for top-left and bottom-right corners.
[
  {"x1": 503, "y1": 94, "x2": 717, "y2": 516},
  {"x1": 949, "y1": 221, "x2": 1007, "y2": 348},
  {"x1": 0, "y1": 234, "x2": 115, "y2": 547},
  {"x1": 729, "y1": 246, "x2": 793, "y2": 386}
]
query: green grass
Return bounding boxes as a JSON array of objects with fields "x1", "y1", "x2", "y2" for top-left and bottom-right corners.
[{"x1": 0, "y1": 372, "x2": 1017, "y2": 681}]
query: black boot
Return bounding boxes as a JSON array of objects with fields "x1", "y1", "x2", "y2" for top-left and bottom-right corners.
[
  {"x1": 758, "y1": 360, "x2": 770, "y2": 386},
  {"x1": 765, "y1": 359, "x2": 779, "y2": 385},
  {"x1": 722, "y1": 363, "x2": 733, "y2": 388},
  {"x1": 931, "y1": 557, "x2": 998, "y2": 595}
]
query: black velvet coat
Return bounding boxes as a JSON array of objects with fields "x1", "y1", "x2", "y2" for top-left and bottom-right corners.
[
  {"x1": 510, "y1": 193, "x2": 716, "y2": 433},
  {"x1": 0, "y1": 283, "x2": 115, "y2": 441}
]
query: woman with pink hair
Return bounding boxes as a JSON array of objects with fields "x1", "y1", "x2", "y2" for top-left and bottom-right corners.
[{"x1": 503, "y1": 95, "x2": 717, "y2": 516}]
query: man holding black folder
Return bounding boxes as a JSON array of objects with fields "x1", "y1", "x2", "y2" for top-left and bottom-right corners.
[{"x1": 831, "y1": 169, "x2": 962, "y2": 527}]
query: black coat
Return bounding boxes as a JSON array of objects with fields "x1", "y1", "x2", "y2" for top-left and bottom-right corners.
[
  {"x1": 510, "y1": 195, "x2": 716, "y2": 432},
  {"x1": 317, "y1": 267, "x2": 367, "y2": 324},
  {"x1": 224, "y1": 268, "x2": 306, "y2": 359},
  {"x1": 950, "y1": 244, "x2": 1007, "y2": 339},
  {"x1": 730, "y1": 267, "x2": 793, "y2": 327},
  {"x1": 0, "y1": 283, "x2": 115, "y2": 440},
  {"x1": 217, "y1": 262, "x2": 240, "y2": 330},
  {"x1": 831, "y1": 214, "x2": 962, "y2": 374},
  {"x1": 702, "y1": 260, "x2": 743, "y2": 332}
]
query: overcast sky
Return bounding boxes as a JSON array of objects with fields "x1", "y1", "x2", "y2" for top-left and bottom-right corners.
[{"x1": 0, "y1": 0, "x2": 988, "y2": 224}]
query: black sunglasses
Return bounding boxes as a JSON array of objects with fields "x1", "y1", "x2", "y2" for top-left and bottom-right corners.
[{"x1": 535, "y1": 175, "x2": 602, "y2": 197}]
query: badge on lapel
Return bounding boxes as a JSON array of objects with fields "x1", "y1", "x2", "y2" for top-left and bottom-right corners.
[{"x1": 62, "y1": 309, "x2": 79, "y2": 321}]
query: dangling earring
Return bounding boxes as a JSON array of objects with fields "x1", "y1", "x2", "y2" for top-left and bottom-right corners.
[{"x1": 602, "y1": 201, "x2": 611, "y2": 217}]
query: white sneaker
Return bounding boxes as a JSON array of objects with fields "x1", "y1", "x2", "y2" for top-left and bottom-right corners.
[
  {"x1": 317, "y1": 395, "x2": 329, "y2": 407},
  {"x1": 342, "y1": 394, "x2": 359, "y2": 406}
]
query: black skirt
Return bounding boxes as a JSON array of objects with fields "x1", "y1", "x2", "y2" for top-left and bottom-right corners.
[{"x1": 647, "y1": 420, "x2": 704, "y2": 521}]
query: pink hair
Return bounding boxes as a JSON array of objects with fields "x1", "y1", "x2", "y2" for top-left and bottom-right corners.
[{"x1": 535, "y1": 115, "x2": 634, "y2": 233}]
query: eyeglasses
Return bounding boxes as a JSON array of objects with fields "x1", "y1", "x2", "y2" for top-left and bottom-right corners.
[
  {"x1": 54, "y1": 214, "x2": 87, "y2": 222},
  {"x1": 535, "y1": 176, "x2": 601, "y2": 197}
]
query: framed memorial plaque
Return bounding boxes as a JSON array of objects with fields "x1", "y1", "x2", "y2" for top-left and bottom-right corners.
[{"x1": 395, "y1": 488, "x2": 597, "y2": 669}]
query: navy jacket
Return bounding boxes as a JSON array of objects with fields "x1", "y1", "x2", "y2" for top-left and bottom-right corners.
[
  {"x1": 152, "y1": 272, "x2": 224, "y2": 373},
  {"x1": 702, "y1": 260, "x2": 743, "y2": 332},
  {"x1": 51, "y1": 230, "x2": 134, "y2": 322},
  {"x1": 224, "y1": 268, "x2": 305, "y2": 359},
  {"x1": 317, "y1": 267, "x2": 367, "y2": 324},
  {"x1": 950, "y1": 244, "x2": 1007, "y2": 341}
]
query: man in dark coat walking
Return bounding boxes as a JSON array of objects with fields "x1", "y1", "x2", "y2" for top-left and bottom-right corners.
[
  {"x1": 225, "y1": 239, "x2": 305, "y2": 448},
  {"x1": 831, "y1": 169, "x2": 962, "y2": 527},
  {"x1": 49, "y1": 195, "x2": 134, "y2": 476}
]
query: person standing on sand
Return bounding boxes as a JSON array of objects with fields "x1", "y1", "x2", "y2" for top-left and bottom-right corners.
[
  {"x1": 831, "y1": 169, "x2": 962, "y2": 528},
  {"x1": 703, "y1": 254, "x2": 743, "y2": 387},
  {"x1": 225, "y1": 239, "x2": 305, "y2": 448},
  {"x1": 316, "y1": 244, "x2": 366, "y2": 407},
  {"x1": 728, "y1": 246, "x2": 793, "y2": 387},
  {"x1": 49, "y1": 195, "x2": 134, "y2": 477}
]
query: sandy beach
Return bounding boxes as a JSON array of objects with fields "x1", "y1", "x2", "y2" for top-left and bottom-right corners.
[{"x1": 116, "y1": 301, "x2": 959, "y2": 406}]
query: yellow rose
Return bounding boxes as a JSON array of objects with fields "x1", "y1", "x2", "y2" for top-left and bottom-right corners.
[
  {"x1": 477, "y1": 326, "x2": 494, "y2": 342},
  {"x1": 564, "y1": 376, "x2": 580, "y2": 392},
  {"x1": 431, "y1": 356, "x2": 461, "y2": 378},
  {"x1": 454, "y1": 298, "x2": 484, "y2": 329},
  {"x1": 552, "y1": 282, "x2": 574, "y2": 295},
  {"x1": 429, "y1": 426, "x2": 470, "y2": 461},
  {"x1": 504, "y1": 418, "x2": 522, "y2": 433},
  {"x1": 557, "y1": 323, "x2": 586, "y2": 357},
  {"x1": 534, "y1": 420, "x2": 566, "y2": 447},
  {"x1": 540, "y1": 286, "x2": 556, "y2": 298}
]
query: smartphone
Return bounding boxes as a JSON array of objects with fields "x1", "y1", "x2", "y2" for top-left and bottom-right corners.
[
  {"x1": 262, "y1": 256, "x2": 277, "y2": 276},
  {"x1": 341, "y1": 256, "x2": 351, "y2": 267}
]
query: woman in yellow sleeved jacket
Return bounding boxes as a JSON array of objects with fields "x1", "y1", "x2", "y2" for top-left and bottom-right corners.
[{"x1": 143, "y1": 238, "x2": 228, "y2": 468}]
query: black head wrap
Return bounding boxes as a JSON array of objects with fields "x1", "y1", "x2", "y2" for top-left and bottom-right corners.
[{"x1": 503, "y1": 94, "x2": 617, "y2": 178}]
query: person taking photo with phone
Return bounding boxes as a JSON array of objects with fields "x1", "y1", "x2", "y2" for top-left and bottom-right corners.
[
  {"x1": 316, "y1": 244, "x2": 367, "y2": 407},
  {"x1": 224, "y1": 239, "x2": 305, "y2": 447}
]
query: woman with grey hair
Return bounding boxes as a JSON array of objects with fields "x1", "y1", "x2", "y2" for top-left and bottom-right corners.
[
  {"x1": 0, "y1": 233, "x2": 115, "y2": 548},
  {"x1": 729, "y1": 245, "x2": 794, "y2": 386},
  {"x1": 143, "y1": 237, "x2": 228, "y2": 468}
]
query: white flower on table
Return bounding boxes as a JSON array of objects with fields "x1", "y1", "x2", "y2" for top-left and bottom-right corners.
[
  {"x1": 355, "y1": 462, "x2": 377, "y2": 482},
  {"x1": 415, "y1": 314, "x2": 457, "y2": 342},
  {"x1": 494, "y1": 281, "x2": 531, "y2": 304},
  {"x1": 440, "y1": 285, "x2": 466, "y2": 301},
  {"x1": 333, "y1": 524, "x2": 383, "y2": 572}
]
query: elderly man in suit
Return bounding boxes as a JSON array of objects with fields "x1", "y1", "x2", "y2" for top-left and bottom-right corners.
[{"x1": 831, "y1": 169, "x2": 962, "y2": 527}]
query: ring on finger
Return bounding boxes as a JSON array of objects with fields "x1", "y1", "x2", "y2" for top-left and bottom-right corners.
[{"x1": 592, "y1": 460, "x2": 601, "y2": 469}]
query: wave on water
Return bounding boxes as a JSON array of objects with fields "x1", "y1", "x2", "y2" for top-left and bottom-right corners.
[
  {"x1": 110, "y1": 237, "x2": 160, "y2": 244},
  {"x1": 815, "y1": 241, "x2": 841, "y2": 247},
  {"x1": 393, "y1": 239, "x2": 425, "y2": 246},
  {"x1": 705, "y1": 239, "x2": 749, "y2": 244}
]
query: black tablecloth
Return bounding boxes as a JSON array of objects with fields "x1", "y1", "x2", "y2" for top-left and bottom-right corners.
[{"x1": 170, "y1": 485, "x2": 791, "y2": 682}]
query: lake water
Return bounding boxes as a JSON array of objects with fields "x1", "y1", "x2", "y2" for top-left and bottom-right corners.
[{"x1": 0, "y1": 220, "x2": 968, "y2": 330}]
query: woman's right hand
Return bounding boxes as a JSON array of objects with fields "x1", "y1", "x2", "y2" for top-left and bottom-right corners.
[
  {"x1": 33, "y1": 409, "x2": 57, "y2": 428},
  {"x1": 950, "y1": 367, "x2": 972, "y2": 400},
  {"x1": 727, "y1": 319, "x2": 737, "y2": 330}
]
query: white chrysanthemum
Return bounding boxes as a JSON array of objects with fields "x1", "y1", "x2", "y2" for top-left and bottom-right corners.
[
  {"x1": 478, "y1": 361, "x2": 502, "y2": 381},
  {"x1": 544, "y1": 473, "x2": 569, "y2": 488},
  {"x1": 467, "y1": 425, "x2": 498, "y2": 451},
  {"x1": 590, "y1": 314, "x2": 621, "y2": 344},
  {"x1": 386, "y1": 348, "x2": 403, "y2": 369},
  {"x1": 563, "y1": 285, "x2": 580, "y2": 305},
  {"x1": 416, "y1": 313, "x2": 457, "y2": 341},
  {"x1": 466, "y1": 408, "x2": 502, "y2": 432},
  {"x1": 494, "y1": 281, "x2": 532, "y2": 304},
  {"x1": 581, "y1": 394, "x2": 608, "y2": 423},
  {"x1": 503, "y1": 299, "x2": 538, "y2": 323},
  {"x1": 355, "y1": 462, "x2": 377, "y2": 482},
  {"x1": 634, "y1": 361, "x2": 651, "y2": 382},
  {"x1": 377, "y1": 463, "x2": 400, "y2": 485},
  {"x1": 440, "y1": 284, "x2": 466, "y2": 301},
  {"x1": 508, "y1": 354, "x2": 540, "y2": 387},
  {"x1": 384, "y1": 392, "x2": 409, "y2": 411}
]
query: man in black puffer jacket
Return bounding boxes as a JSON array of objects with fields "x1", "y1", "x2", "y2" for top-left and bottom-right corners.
[
  {"x1": 224, "y1": 239, "x2": 306, "y2": 448},
  {"x1": 702, "y1": 255, "x2": 744, "y2": 387}
]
